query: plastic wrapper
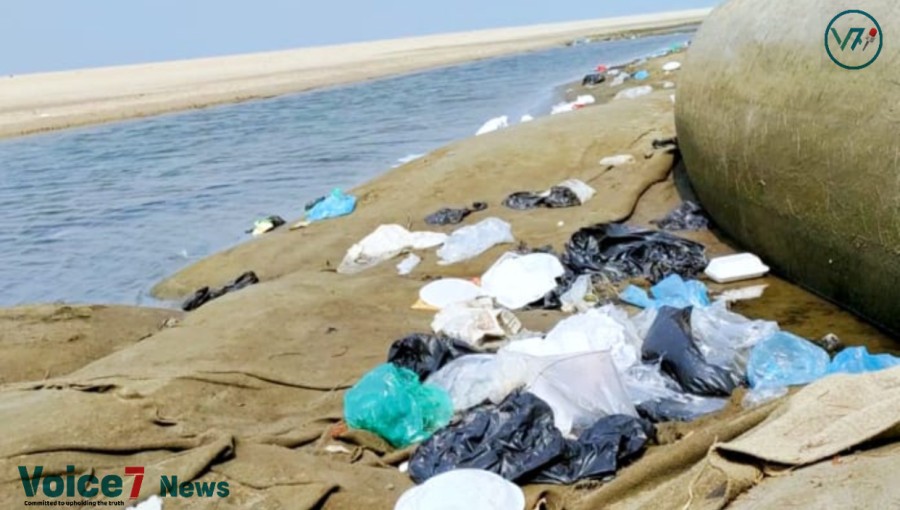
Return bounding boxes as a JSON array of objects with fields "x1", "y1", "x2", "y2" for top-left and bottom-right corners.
[
  {"x1": 305, "y1": 188, "x2": 356, "y2": 222},
  {"x1": 620, "y1": 274, "x2": 710, "y2": 310},
  {"x1": 746, "y1": 332, "x2": 830, "y2": 390},
  {"x1": 343, "y1": 363, "x2": 453, "y2": 448},
  {"x1": 651, "y1": 201, "x2": 709, "y2": 231},
  {"x1": 387, "y1": 333, "x2": 478, "y2": 381},
  {"x1": 424, "y1": 202, "x2": 488, "y2": 226},
  {"x1": 182, "y1": 271, "x2": 259, "y2": 312},
  {"x1": 827, "y1": 346, "x2": 900, "y2": 375},
  {"x1": 642, "y1": 307, "x2": 740, "y2": 397},
  {"x1": 436, "y1": 218, "x2": 515, "y2": 265},
  {"x1": 562, "y1": 223, "x2": 708, "y2": 284}
]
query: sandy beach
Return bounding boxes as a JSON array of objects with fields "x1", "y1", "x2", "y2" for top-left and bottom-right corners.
[{"x1": 0, "y1": 8, "x2": 708, "y2": 138}]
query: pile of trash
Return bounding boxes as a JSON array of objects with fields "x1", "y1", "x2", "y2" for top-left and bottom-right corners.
[{"x1": 330, "y1": 209, "x2": 900, "y2": 509}]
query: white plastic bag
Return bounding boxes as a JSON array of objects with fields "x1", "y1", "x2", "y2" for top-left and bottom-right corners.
[
  {"x1": 480, "y1": 252, "x2": 565, "y2": 310},
  {"x1": 599, "y1": 154, "x2": 636, "y2": 167},
  {"x1": 396, "y1": 254, "x2": 421, "y2": 275},
  {"x1": 338, "y1": 225, "x2": 447, "y2": 274},
  {"x1": 475, "y1": 116, "x2": 509, "y2": 136},
  {"x1": 560, "y1": 274, "x2": 594, "y2": 313},
  {"x1": 426, "y1": 355, "x2": 502, "y2": 412},
  {"x1": 557, "y1": 179, "x2": 596, "y2": 204},
  {"x1": 538, "y1": 306, "x2": 642, "y2": 372},
  {"x1": 614, "y1": 86, "x2": 653, "y2": 100},
  {"x1": 436, "y1": 218, "x2": 514, "y2": 265},
  {"x1": 395, "y1": 469, "x2": 525, "y2": 510}
]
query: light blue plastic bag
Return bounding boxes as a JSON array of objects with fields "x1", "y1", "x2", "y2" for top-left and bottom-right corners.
[
  {"x1": 620, "y1": 274, "x2": 710, "y2": 309},
  {"x1": 305, "y1": 188, "x2": 357, "y2": 222},
  {"x1": 827, "y1": 346, "x2": 900, "y2": 375},
  {"x1": 344, "y1": 363, "x2": 453, "y2": 448},
  {"x1": 747, "y1": 332, "x2": 829, "y2": 389},
  {"x1": 633, "y1": 70, "x2": 650, "y2": 80}
]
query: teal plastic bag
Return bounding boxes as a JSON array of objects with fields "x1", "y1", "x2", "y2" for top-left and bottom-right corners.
[
  {"x1": 306, "y1": 188, "x2": 357, "y2": 222},
  {"x1": 344, "y1": 363, "x2": 453, "y2": 448}
]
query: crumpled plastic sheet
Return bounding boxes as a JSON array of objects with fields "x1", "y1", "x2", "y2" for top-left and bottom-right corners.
[
  {"x1": 651, "y1": 201, "x2": 709, "y2": 231},
  {"x1": 425, "y1": 202, "x2": 488, "y2": 226},
  {"x1": 642, "y1": 306, "x2": 740, "y2": 397},
  {"x1": 343, "y1": 363, "x2": 453, "y2": 448},
  {"x1": 692, "y1": 301, "x2": 779, "y2": 376},
  {"x1": 436, "y1": 218, "x2": 515, "y2": 265},
  {"x1": 338, "y1": 224, "x2": 447, "y2": 274},
  {"x1": 387, "y1": 333, "x2": 478, "y2": 381},
  {"x1": 426, "y1": 354, "x2": 501, "y2": 412},
  {"x1": 480, "y1": 252, "x2": 566, "y2": 310},
  {"x1": 620, "y1": 274, "x2": 710, "y2": 310},
  {"x1": 408, "y1": 392, "x2": 653, "y2": 485},
  {"x1": 827, "y1": 346, "x2": 900, "y2": 375},
  {"x1": 746, "y1": 332, "x2": 830, "y2": 390},
  {"x1": 624, "y1": 364, "x2": 728, "y2": 423},
  {"x1": 182, "y1": 271, "x2": 259, "y2": 312},
  {"x1": 562, "y1": 223, "x2": 708, "y2": 283}
]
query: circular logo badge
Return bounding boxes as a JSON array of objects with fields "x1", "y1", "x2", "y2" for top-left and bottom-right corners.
[{"x1": 825, "y1": 10, "x2": 882, "y2": 70}]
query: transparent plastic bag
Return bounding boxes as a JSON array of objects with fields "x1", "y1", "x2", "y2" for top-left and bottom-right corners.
[
  {"x1": 691, "y1": 301, "x2": 779, "y2": 374},
  {"x1": 343, "y1": 363, "x2": 453, "y2": 448},
  {"x1": 426, "y1": 355, "x2": 502, "y2": 412},
  {"x1": 436, "y1": 218, "x2": 514, "y2": 265}
]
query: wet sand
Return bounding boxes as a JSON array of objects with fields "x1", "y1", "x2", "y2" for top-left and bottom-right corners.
[
  {"x1": 0, "y1": 9, "x2": 709, "y2": 139},
  {"x1": 0, "y1": 46, "x2": 895, "y2": 508}
]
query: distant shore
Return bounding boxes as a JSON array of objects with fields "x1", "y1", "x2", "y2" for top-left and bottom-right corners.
[{"x1": 0, "y1": 9, "x2": 709, "y2": 139}]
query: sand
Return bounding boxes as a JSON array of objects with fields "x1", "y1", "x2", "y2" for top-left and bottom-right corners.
[{"x1": 0, "y1": 8, "x2": 709, "y2": 139}]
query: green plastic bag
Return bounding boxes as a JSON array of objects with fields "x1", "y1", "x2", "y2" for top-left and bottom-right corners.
[{"x1": 344, "y1": 363, "x2": 453, "y2": 448}]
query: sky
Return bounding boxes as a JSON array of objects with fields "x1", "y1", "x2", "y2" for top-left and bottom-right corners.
[{"x1": 0, "y1": 0, "x2": 716, "y2": 75}]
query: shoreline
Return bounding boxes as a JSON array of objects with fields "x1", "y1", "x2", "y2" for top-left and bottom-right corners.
[{"x1": 0, "y1": 9, "x2": 709, "y2": 140}]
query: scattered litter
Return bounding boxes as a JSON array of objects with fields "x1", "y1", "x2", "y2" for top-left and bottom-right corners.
[
  {"x1": 306, "y1": 189, "x2": 357, "y2": 222},
  {"x1": 652, "y1": 201, "x2": 710, "y2": 231},
  {"x1": 126, "y1": 496, "x2": 163, "y2": 510},
  {"x1": 532, "y1": 306, "x2": 643, "y2": 372},
  {"x1": 425, "y1": 202, "x2": 487, "y2": 226},
  {"x1": 409, "y1": 391, "x2": 650, "y2": 485},
  {"x1": 827, "y1": 346, "x2": 900, "y2": 375},
  {"x1": 691, "y1": 301, "x2": 780, "y2": 375},
  {"x1": 582, "y1": 73, "x2": 606, "y2": 86},
  {"x1": 480, "y1": 252, "x2": 565, "y2": 310},
  {"x1": 662, "y1": 61, "x2": 682, "y2": 72},
  {"x1": 324, "y1": 444, "x2": 352, "y2": 454},
  {"x1": 503, "y1": 179, "x2": 595, "y2": 210},
  {"x1": 746, "y1": 332, "x2": 830, "y2": 390},
  {"x1": 476, "y1": 116, "x2": 509, "y2": 136},
  {"x1": 599, "y1": 154, "x2": 636, "y2": 167},
  {"x1": 705, "y1": 253, "x2": 770, "y2": 283},
  {"x1": 624, "y1": 364, "x2": 728, "y2": 423},
  {"x1": 559, "y1": 274, "x2": 595, "y2": 313},
  {"x1": 520, "y1": 114, "x2": 534, "y2": 123},
  {"x1": 609, "y1": 73, "x2": 629, "y2": 87},
  {"x1": 436, "y1": 218, "x2": 514, "y2": 265},
  {"x1": 615, "y1": 86, "x2": 653, "y2": 100},
  {"x1": 431, "y1": 297, "x2": 522, "y2": 347},
  {"x1": 338, "y1": 225, "x2": 447, "y2": 274},
  {"x1": 247, "y1": 215, "x2": 285, "y2": 236},
  {"x1": 396, "y1": 254, "x2": 421, "y2": 275},
  {"x1": 387, "y1": 333, "x2": 478, "y2": 380},
  {"x1": 427, "y1": 354, "x2": 502, "y2": 412},
  {"x1": 551, "y1": 95, "x2": 596, "y2": 115},
  {"x1": 395, "y1": 469, "x2": 525, "y2": 510},
  {"x1": 620, "y1": 274, "x2": 710, "y2": 310},
  {"x1": 419, "y1": 278, "x2": 482, "y2": 309},
  {"x1": 717, "y1": 284, "x2": 768, "y2": 303},
  {"x1": 343, "y1": 363, "x2": 453, "y2": 448},
  {"x1": 182, "y1": 271, "x2": 259, "y2": 312},
  {"x1": 662, "y1": 81, "x2": 676, "y2": 89},
  {"x1": 643, "y1": 307, "x2": 740, "y2": 397},
  {"x1": 562, "y1": 223, "x2": 708, "y2": 283},
  {"x1": 633, "y1": 70, "x2": 650, "y2": 80}
]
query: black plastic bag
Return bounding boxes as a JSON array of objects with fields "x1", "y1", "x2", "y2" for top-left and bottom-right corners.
[
  {"x1": 182, "y1": 271, "x2": 259, "y2": 312},
  {"x1": 408, "y1": 392, "x2": 567, "y2": 484},
  {"x1": 637, "y1": 398, "x2": 724, "y2": 423},
  {"x1": 503, "y1": 186, "x2": 580, "y2": 210},
  {"x1": 304, "y1": 196, "x2": 325, "y2": 211},
  {"x1": 642, "y1": 307, "x2": 739, "y2": 397},
  {"x1": 424, "y1": 202, "x2": 488, "y2": 226},
  {"x1": 562, "y1": 223, "x2": 707, "y2": 283},
  {"x1": 651, "y1": 201, "x2": 709, "y2": 231},
  {"x1": 387, "y1": 334, "x2": 478, "y2": 380},
  {"x1": 582, "y1": 73, "x2": 606, "y2": 86},
  {"x1": 530, "y1": 415, "x2": 654, "y2": 484}
]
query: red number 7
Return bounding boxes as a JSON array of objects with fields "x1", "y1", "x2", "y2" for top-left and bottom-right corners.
[{"x1": 124, "y1": 467, "x2": 145, "y2": 499}]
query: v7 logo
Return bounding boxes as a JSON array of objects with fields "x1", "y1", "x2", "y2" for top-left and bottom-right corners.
[{"x1": 831, "y1": 27, "x2": 866, "y2": 51}]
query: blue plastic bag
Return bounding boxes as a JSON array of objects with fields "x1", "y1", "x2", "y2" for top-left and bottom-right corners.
[
  {"x1": 633, "y1": 70, "x2": 650, "y2": 80},
  {"x1": 305, "y1": 188, "x2": 357, "y2": 222},
  {"x1": 747, "y1": 332, "x2": 829, "y2": 389},
  {"x1": 344, "y1": 363, "x2": 453, "y2": 448},
  {"x1": 620, "y1": 274, "x2": 709, "y2": 309},
  {"x1": 827, "y1": 346, "x2": 900, "y2": 375}
]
